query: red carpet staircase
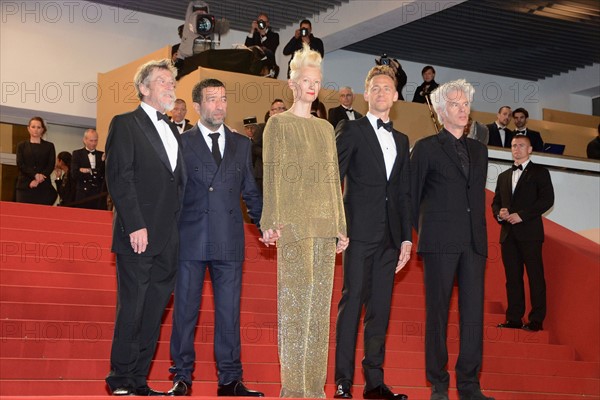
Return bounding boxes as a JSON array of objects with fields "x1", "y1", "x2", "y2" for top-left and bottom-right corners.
[{"x1": 1, "y1": 201, "x2": 598, "y2": 399}]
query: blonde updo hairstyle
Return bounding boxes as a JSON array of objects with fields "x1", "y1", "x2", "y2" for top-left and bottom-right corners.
[{"x1": 289, "y1": 42, "x2": 323, "y2": 82}]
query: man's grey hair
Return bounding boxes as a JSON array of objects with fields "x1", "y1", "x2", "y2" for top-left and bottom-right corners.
[
  {"x1": 133, "y1": 59, "x2": 177, "y2": 100},
  {"x1": 429, "y1": 79, "x2": 475, "y2": 124}
]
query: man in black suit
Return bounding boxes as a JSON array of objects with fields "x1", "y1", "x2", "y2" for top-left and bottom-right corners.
[
  {"x1": 411, "y1": 79, "x2": 493, "y2": 400},
  {"x1": 328, "y1": 86, "x2": 363, "y2": 129},
  {"x1": 71, "y1": 129, "x2": 106, "y2": 209},
  {"x1": 334, "y1": 65, "x2": 411, "y2": 400},
  {"x1": 170, "y1": 98, "x2": 194, "y2": 133},
  {"x1": 492, "y1": 135, "x2": 554, "y2": 332},
  {"x1": 487, "y1": 106, "x2": 513, "y2": 148},
  {"x1": 282, "y1": 19, "x2": 324, "y2": 78},
  {"x1": 512, "y1": 108, "x2": 544, "y2": 152},
  {"x1": 104, "y1": 59, "x2": 185, "y2": 396},
  {"x1": 167, "y1": 79, "x2": 264, "y2": 397}
]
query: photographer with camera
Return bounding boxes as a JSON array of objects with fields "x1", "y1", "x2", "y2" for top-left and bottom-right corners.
[
  {"x1": 245, "y1": 13, "x2": 279, "y2": 56},
  {"x1": 245, "y1": 13, "x2": 279, "y2": 78},
  {"x1": 283, "y1": 19, "x2": 324, "y2": 78}
]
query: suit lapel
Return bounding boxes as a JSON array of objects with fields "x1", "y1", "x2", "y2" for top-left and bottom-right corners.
[
  {"x1": 359, "y1": 118, "x2": 387, "y2": 178},
  {"x1": 221, "y1": 127, "x2": 237, "y2": 171},
  {"x1": 187, "y1": 126, "x2": 215, "y2": 164},
  {"x1": 133, "y1": 106, "x2": 174, "y2": 176},
  {"x1": 438, "y1": 129, "x2": 466, "y2": 179},
  {"x1": 388, "y1": 130, "x2": 404, "y2": 178},
  {"x1": 513, "y1": 161, "x2": 532, "y2": 196}
]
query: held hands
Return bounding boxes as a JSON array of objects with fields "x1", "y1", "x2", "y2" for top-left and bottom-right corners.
[
  {"x1": 499, "y1": 208, "x2": 522, "y2": 224},
  {"x1": 34, "y1": 173, "x2": 46, "y2": 183},
  {"x1": 336, "y1": 233, "x2": 349, "y2": 254},
  {"x1": 396, "y1": 242, "x2": 412, "y2": 273},
  {"x1": 506, "y1": 213, "x2": 523, "y2": 224},
  {"x1": 129, "y1": 228, "x2": 148, "y2": 254},
  {"x1": 260, "y1": 228, "x2": 281, "y2": 247},
  {"x1": 30, "y1": 173, "x2": 47, "y2": 187}
]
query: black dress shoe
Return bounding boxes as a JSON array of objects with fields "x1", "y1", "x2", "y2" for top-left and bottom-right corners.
[
  {"x1": 334, "y1": 383, "x2": 353, "y2": 399},
  {"x1": 522, "y1": 321, "x2": 543, "y2": 332},
  {"x1": 111, "y1": 387, "x2": 134, "y2": 396},
  {"x1": 497, "y1": 320, "x2": 522, "y2": 329},
  {"x1": 363, "y1": 385, "x2": 408, "y2": 400},
  {"x1": 217, "y1": 381, "x2": 264, "y2": 397},
  {"x1": 167, "y1": 380, "x2": 190, "y2": 396},
  {"x1": 134, "y1": 386, "x2": 167, "y2": 396},
  {"x1": 459, "y1": 390, "x2": 495, "y2": 400}
]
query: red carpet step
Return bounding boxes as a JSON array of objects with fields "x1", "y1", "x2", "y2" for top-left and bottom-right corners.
[{"x1": 1, "y1": 201, "x2": 598, "y2": 399}]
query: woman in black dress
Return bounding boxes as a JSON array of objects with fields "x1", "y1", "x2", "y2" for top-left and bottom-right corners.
[{"x1": 15, "y1": 117, "x2": 57, "y2": 205}]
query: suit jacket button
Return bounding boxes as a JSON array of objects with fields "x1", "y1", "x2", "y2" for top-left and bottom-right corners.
[
  {"x1": 467, "y1": 208, "x2": 471, "y2": 212},
  {"x1": 170, "y1": 178, "x2": 174, "y2": 182},
  {"x1": 209, "y1": 187, "x2": 214, "y2": 192},
  {"x1": 229, "y1": 210, "x2": 233, "y2": 214}
]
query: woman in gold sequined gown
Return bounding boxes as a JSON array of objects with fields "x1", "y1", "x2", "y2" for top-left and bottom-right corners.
[{"x1": 260, "y1": 44, "x2": 349, "y2": 398}]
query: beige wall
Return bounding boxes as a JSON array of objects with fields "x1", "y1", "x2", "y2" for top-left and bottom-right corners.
[
  {"x1": 97, "y1": 47, "x2": 597, "y2": 158},
  {"x1": 543, "y1": 108, "x2": 600, "y2": 129}
]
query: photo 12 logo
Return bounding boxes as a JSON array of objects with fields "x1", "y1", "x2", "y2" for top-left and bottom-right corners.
[{"x1": 2, "y1": 1, "x2": 139, "y2": 24}]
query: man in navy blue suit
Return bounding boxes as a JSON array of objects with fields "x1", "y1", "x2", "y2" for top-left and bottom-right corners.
[{"x1": 168, "y1": 78, "x2": 264, "y2": 397}]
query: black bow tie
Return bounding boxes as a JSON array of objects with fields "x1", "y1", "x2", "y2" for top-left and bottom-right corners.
[
  {"x1": 156, "y1": 111, "x2": 171, "y2": 123},
  {"x1": 512, "y1": 164, "x2": 523, "y2": 171},
  {"x1": 516, "y1": 130, "x2": 526, "y2": 135},
  {"x1": 377, "y1": 119, "x2": 393, "y2": 132},
  {"x1": 174, "y1": 122, "x2": 184, "y2": 128},
  {"x1": 345, "y1": 108, "x2": 353, "y2": 112},
  {"x1": 86, "y1": 150, "x2": 95, "y2": 155}
]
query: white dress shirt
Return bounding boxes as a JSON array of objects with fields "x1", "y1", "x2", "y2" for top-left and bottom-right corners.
[
  {"x1": 512, "y1": 159, "x2": 530, "y2": 193},
  {"x1": 366, "y1": 112, "x2": 396, "y2": 180},
  {"x1": 140, "y1": 102, "x2": 179, "y2": 171},
  {"x1": 198, "y1": 122, "x2": 225, "y2": 158}
]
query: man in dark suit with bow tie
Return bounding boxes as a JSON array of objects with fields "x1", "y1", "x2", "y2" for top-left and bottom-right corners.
[
  {"x1": 487, "y1": 106, "x2": 513, "y2": 148},
  {"x1": 71, "y1": 129, "x2": 106, "y2": 209},
  {"x1": 411, "y1": 79, "x2": 493, "y2": 400},
  {"x1": 328, "y1": 86, "x2": 363, "y2": 129},
  {"x1": 512, "y1": 108, "x2": 544, "y2": 152},
  {"x1": 170, "y1": 98, "x2": 194, "y2": 133},
  {"x1": 167, "y1": 78, "x2": 264, "y2": 397},
  {"x1": 104, "y1": 59, "x2": 185, "y2": 396},
  {"x1": 492, "y1": 135, "x2": 554, "y2": 332},
  {"x1": 334, "y1": 66, "x2": 411, "y2": 400}
]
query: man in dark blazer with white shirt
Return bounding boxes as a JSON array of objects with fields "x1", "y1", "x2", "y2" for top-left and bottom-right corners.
[
  {"x1": 492, "y1": 135, "x2": 554, "y2": 332},
  {"x1": 487, "y1": 106, "x2": 513, "y2": 148},
  {"x1": 512, "y1": 108, "x2": 544, "y2": 152},
  {"x1": 334, "y1": 66, "x2": 411, "y2": 400},
  {"x1": 105, "y1": 59, "x2": 185, "y2": 396},
  {"x1": 71, "y1": 129, "x2": 106, "y2": 209},
  {"x1": 328, "y1": 86, "x2": 363, "y2": 129},
  {"x1": 411, "y1": 80, "x2": 493, "y2": 400},
  {"x1": 168, "y1": 78, "x2": 264, "y2": 397}
]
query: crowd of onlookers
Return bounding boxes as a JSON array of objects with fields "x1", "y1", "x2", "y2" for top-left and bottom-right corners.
[{"x1": 15, "y1": 118, "x2": 108, "y2": 209}]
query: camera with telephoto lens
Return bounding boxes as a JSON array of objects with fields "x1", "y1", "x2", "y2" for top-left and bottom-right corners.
[
  {"x1": 300, "y1": 27, "x2": 309, "y2": 37},
  {"x1": 257, "y1": 19, "x2": 266, "y2": 30}
]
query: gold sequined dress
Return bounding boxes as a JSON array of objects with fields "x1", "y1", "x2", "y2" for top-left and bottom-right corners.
[{"x1": 261, "y1": 111, "x2": 346, "y2": 398}]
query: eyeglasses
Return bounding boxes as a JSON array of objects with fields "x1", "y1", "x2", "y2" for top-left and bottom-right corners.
[
  {"x1": 271, "y1": 106, "x2": 286, "y2": 112},
  {"x1": 152, "y1": 78, "x2": 176, "y2": 88}
]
